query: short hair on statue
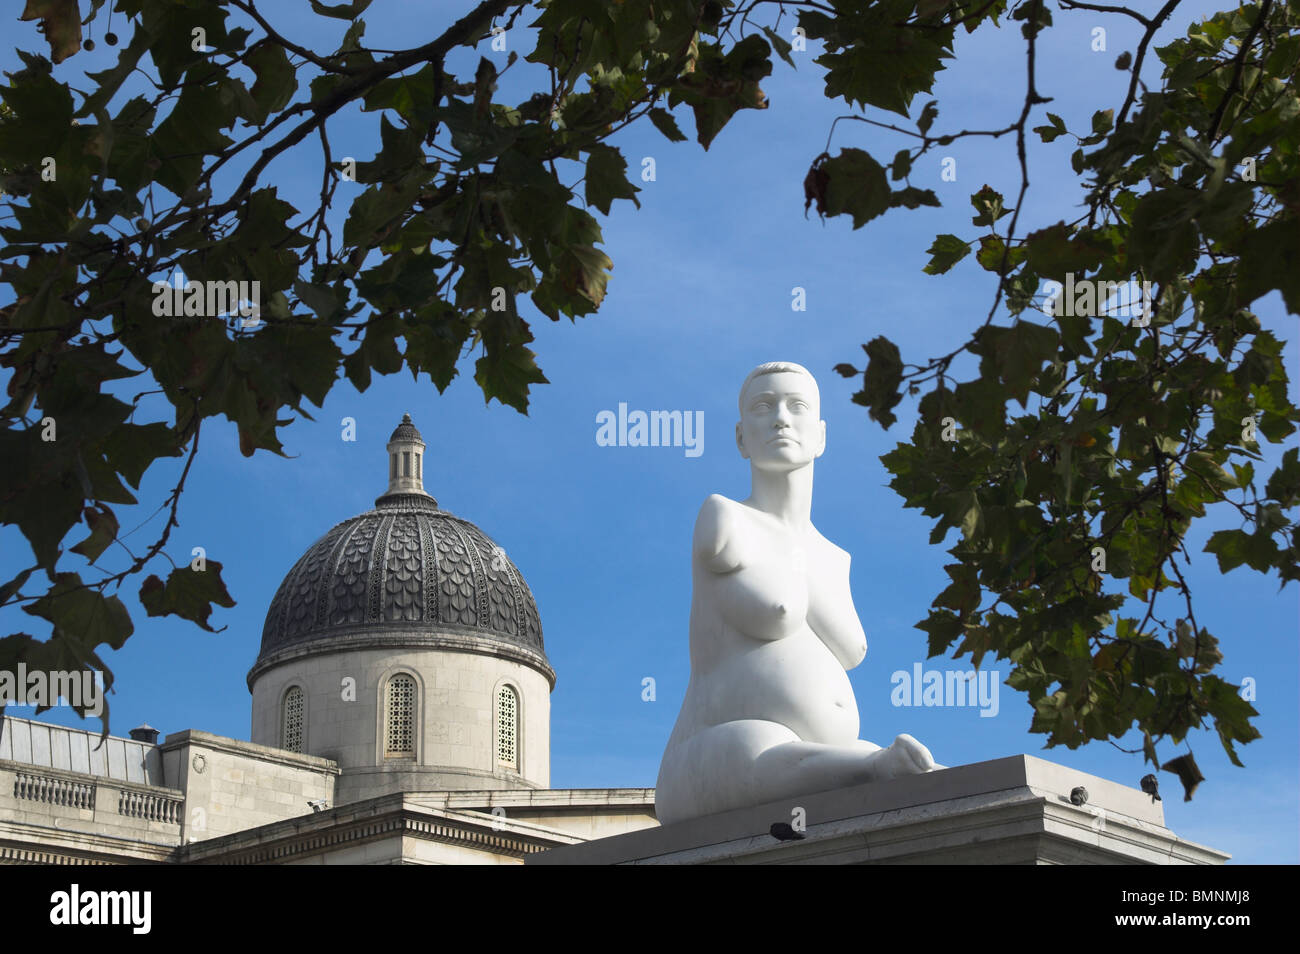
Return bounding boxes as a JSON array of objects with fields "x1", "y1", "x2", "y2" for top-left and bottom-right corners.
[{"x1": 738, "y1": 361, "x2": 821, "y2": 415}]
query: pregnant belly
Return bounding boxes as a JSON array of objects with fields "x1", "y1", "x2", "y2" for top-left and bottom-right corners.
[{"x1": 701, "y1": 628, "x2": 860, "y2": 743}]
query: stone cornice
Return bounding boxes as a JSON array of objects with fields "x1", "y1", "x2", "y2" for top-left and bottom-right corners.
[
  {"x1": 0, "y1": 820, "x2": 177, "y2": 863},
  {"x1": 342, "y1": 763, "x2": 544, "y2": 788},
  {"x1": 0, "y1": 844, "x2": 117, "y2": 865},
  {"x1": 180, "y1": 794, "x2": 580, "y2": 865},
  {"x1": 413, "y1": 788, "x2": 657, "y2": 811},
  {"x1": 246, "y1": 628, "x2": 558, "y2": 690},
  {"x1": 158, "y1": 730, "x2": 340, "y2": 775}
]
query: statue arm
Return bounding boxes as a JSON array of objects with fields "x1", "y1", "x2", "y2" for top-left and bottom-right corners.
[
  {"x1": 694, "y1": 495, "x2": 743, "y2": 574},
  {"x1": 806, "y1": 546, "x2": 868, "y2": 669}
]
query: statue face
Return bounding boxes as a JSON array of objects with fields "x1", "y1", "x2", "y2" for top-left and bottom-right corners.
[{"x1": 736, "y1": 371, "x2": 826, "y2": 468}]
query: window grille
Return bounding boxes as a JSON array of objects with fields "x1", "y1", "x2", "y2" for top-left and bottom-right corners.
[
  {"x1": 283, "y1": 686, "x2": 304, "y2": 754},
  {"x1": 386, "y1": 674, "x2": 416, "y2": 758},
  {"x1": 497, "y1": 685, "x2": 518, "y2": 770}
]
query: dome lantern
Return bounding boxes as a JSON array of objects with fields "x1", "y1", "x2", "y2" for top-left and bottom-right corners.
[{"x1": 381, "y1": 412, "x2": 433, "y2": 505}]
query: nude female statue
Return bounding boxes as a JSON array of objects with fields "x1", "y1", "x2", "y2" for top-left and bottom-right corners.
[{"x1": 654, "y1": 361, "x2": 937, "y2": 826}]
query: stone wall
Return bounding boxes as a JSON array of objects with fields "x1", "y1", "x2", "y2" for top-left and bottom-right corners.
[
  {"x1": 412, "y1": 788, "x2": 659, "y2": 840},
  {"x1": 159, "y1": 730, "x2": 337, "y2": 843},
  {"x1": 249, "y1": 642, "x2": 550, "y2": 803},
  {"x1": 529, "y1": 756, "x2": 1229, "y2": 866}
]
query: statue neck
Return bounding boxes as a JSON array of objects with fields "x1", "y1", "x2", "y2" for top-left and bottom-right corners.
[{"x1": 746, "y1": 464, "x2": 814, "y2": 529}]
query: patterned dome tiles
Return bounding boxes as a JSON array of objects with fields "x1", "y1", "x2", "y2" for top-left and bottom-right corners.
[{"x1": 257, "y1": 496, "x2": 544, "y2": 663}]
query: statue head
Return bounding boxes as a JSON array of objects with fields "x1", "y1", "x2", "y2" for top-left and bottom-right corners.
[{"x1": 735, "y1": 361, "x2": 826, "y2": 468}]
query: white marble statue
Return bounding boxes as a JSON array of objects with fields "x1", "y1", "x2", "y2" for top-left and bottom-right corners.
[{"x1": 655, "y1": 361, "x2": 938, "y2": 825}]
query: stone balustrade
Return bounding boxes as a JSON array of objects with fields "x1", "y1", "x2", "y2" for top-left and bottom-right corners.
[
  {"x1": 118, "y1": 787, "x2": 183, "y2": 825},
  {"x1": 12, "y1": 769, "x2": 97, "y2": 810},
  {"x1": 0, "y1": 759, "x2": 184, "y2": 850}
]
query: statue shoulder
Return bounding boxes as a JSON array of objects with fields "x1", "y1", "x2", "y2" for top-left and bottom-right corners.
[
  {"x1": 808, "y1": 527, "x2": 852, "y2": 573},
  {"x1": 694, "y1": 494, "x2": 745, "y2": 572}
]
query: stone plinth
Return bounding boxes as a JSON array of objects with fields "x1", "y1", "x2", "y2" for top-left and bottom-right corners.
[{"x1": 529, "y1": 755, "x2": 1228, "y2": 865}]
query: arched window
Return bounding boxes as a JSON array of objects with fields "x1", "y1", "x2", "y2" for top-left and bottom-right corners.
[
  {"x1": 496, "y1": 685, "x2": 518, "y2": 771},
  {"x1": 282, "y1": 686, "x2": 304, "y2": 754},
  {"x1": 385, "y1": 674, "x2": 416, "y2": 758}
]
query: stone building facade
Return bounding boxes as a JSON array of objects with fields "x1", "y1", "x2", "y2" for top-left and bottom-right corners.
[{"x1": 0, "y1": 415, "x2": 657, "y2": 864}]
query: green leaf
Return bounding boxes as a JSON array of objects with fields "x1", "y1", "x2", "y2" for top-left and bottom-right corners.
[
  {"x1": 309, "y1": 0, "x2": 374, "y2": 19},
  {"x1": 149, "y1": 84, "x2": 236, "y2": 195},
  {"x1": 24, "y1": 572, "x2": 134, "y2": 651},
  {"x1": 761, "y1": 25, "x2": 795, "y2": 68},
  {"x1": 890, "y1": 149, "x2": 913, "y2": 181},
  {"x1": 917, "y1": 100, "x2": 939, "y2": 136},
  {"x1": 1265, "y1": 448, "x2": 1299, "y2": 506},
  {"x1": 969, "y1": 185, "x2": 1009, "y2": 227},
  {"x1": 858, "y1": 336, "x2": 904, "y2": 429},
  {"x1": 1032, "y1": 112, "x2": 1067, "y2": 142},
  {"x1": 293, "y1": 280, "x2": 343, "y2": 321},
  {"x1": 1024, "y1": 223, "x2": 1109, "y2": 280},
  {"x1": 1143, "y1": 730, "x2": 1159, "y2": 765},
  {"x1": 403, "y1": 303, "x2": 469, "y2": 392},
  {"x1": 976, "y1": 235, "x2": 1026, "y2": 272},
  {"x1": 1236, "y1": 219, "x2": 1300, "y2": 312},
  {"x1": 139, "y1": 563, "x2": 236, "y2": 632},
  {"x1": 69, "y1": 505, "x2": 118, "y2": 564},
  {"x1": 807, "y1": 12, "x2": 952, "y2": 117},
  {"x1": 1204, "y1": 529, "x2": 1276, "y2": 574},
  {"x1": 101, "y1": 423, "x2": 183, "y2": 489},
  {"x1": 19, "y1": 0, "x2": 82, "y2": 64},
  {"x1": 917, "y1": 0, "x2": 951, "y2": 20},
  {"x1": 1231, "y1": 461, "x2": 1256, "y2": 491},
  {"x1": 648, "y1": 107, "x2": 687, "y2": 143},
  {"x1": 960, "y1": 496, "x2": 983, "y2": 541},
  {"x1": 821, "y1": 148, "x2": 891, "y2": 228},
  {"x1": 977, "y1": 320, "x2": 1059, "y2": 405},
  {"x1": 0, "y1": 434, "x2": 84, "y2": 571},
  {"x1": 473, "y1": 312, "x2": 549, "y2": 413},
  {"x1": 669, "y1": 35, "x2": 771, "y2": 150},
  {"x1": 890, "y1": 186, "x2": 940, "y2": 209},
  {"x1": 917, "y1": 609, "x2": 962, "y2": 658},
  {"x1": 245, "y1": 42, "x2": 297, "y2": 123},
  {"x1": 584, "y1": 144, "x2": 640, "y2": 215},
  {"x1": 0, "y1": 568, "x2": 36, "y2": 605},
  {"x1": 1128, "y1": 188, "x2": 1199, "y2": 282},
  {"x1": 923, "y1": 234, "x2": 971, "y2": 275}
]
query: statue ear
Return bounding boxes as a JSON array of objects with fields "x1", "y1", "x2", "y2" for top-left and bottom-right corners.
[
  {"x1": 814, "y1": 419, "x2": 827, "y2": 458},
  {"x1": 735, "y1": 421, "x2": 749, "y2": 459}
]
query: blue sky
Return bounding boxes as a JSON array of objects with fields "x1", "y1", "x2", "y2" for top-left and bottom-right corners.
[{"x1": 2, "y1": 2, "x2": 1295, "y2": 863}]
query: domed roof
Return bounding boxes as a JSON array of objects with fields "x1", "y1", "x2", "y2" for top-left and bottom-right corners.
[
  {"x1": 250, "y1": 415, "x2": 549, "y2": 684},
  {"x1": 389, "y1": 412, "x2": 422, "y2": 443}
]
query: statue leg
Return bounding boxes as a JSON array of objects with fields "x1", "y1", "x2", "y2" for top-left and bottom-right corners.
[
  {"x1": 656, "y1": 720, "x2": 936, "y2": 825},
  {"x1": 753, "y1": 731, "x2": 936, "y2": 796}
]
